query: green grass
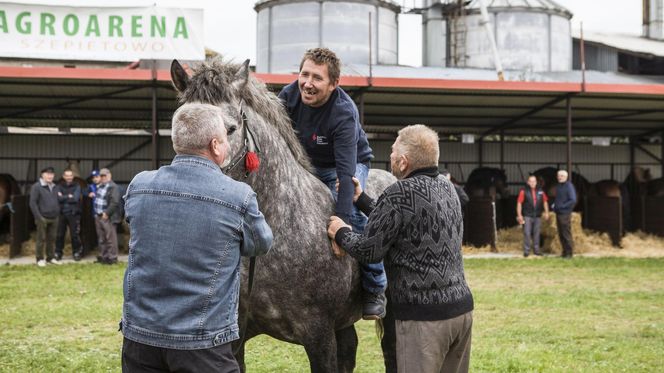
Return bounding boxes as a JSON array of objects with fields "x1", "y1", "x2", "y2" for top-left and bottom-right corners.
[{"x1": 1, "y1": 258, "x2": 663, "y2": 372}]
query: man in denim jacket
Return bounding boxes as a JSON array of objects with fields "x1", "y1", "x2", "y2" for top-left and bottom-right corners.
[{"x1": 121, "y1": 103, "x2": 273, "y2": 372}]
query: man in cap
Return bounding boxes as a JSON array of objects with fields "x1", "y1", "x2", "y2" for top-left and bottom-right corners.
[
  {"x1": 87, "y1": 169, "x2": 101, "y2": 202},
  {"x1": 94, "y1": 168, "x2": 121, "y2": 264},
  {"x1": 29, "y1": 166, "x2": 61, "y2": 267}
]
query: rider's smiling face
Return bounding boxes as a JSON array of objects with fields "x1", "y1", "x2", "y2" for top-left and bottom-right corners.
[{"x1": 298, "y1": 59, "x2": 338, "y2": 108}]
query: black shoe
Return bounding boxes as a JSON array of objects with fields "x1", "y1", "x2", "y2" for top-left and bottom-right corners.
[
  {"x1": 54, "y1": 253, "x2": 62, "y2": 261},
  {"x1": 534, "y1": 252, "x2": 543, "y2": 256},
  {"x1": 523, "y1": 252, "x2": 529, "y2": 257},
  {"x1": 363, "y1": 291, "x2": 387, "y2": 320},
  {"x1": 103, "y1": 258, "x2": 118, "y2": 265},
  {"x1": 73, "y1": 253, "x2": 82, "y2": 261},
  {"x1": 95, "y1": 256, "x2": 105, "y2": 264}
]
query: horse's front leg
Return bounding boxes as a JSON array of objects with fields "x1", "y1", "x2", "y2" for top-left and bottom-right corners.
[
  {"x1": 335, "y1": 325, "x2": 358, "y2": 373},
  {"x1": 303, "y1": 325, "x2": 338, "y2": 373}
]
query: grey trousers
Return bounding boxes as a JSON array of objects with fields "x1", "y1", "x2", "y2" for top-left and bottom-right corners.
[
  {"x1": 523, "y1": 216, "x2": 541, "y2": 255},
  {"x1": 94, "y1": 215, "x2": 118, "y2": 260},
  {"x1": 35, "y1": 217, "x2": 58, "y2": 261},
  {"x1": 396, "y1": 311, "x2": 473, "y2": 373}
]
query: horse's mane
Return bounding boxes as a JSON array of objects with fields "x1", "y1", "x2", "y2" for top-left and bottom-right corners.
[{"x1": 178, "y1": 58, "x2": 312, "y2": 172}]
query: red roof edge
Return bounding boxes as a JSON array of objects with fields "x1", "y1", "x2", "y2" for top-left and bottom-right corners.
[{"x1": 1, "y1": 66, "x2": 663, "y2": 96}]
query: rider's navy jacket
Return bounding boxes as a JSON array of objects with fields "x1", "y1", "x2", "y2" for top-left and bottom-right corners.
[
  {"x1": 121, "y1": 155, "x2": 273, "y2": 349},
  {"x1": 279, "y1": 81, "x2": 373, "y2": 222}
]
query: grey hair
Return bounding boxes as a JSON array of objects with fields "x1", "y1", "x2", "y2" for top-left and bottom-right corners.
[
  {"x1": 396, "y1": 124, "x2": 440, "y2": 169},
  {"x1": 172, "y1": 103, "x2": 225, "y2": 155}
]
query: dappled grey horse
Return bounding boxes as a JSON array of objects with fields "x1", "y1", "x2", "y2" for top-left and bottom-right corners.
[{"x1": 171, "y1": 58, "x2": 396, "y2": 372}]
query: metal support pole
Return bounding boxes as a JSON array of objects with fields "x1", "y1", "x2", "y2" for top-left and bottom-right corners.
[
  {"x1": 359, "y1": 92, "x2": 365, "y2": 125},
  {"x1": 566, "y1": 97, "x2": 572, "y2": 173},
  {"x1": 580, "y1": 22, "x2": 586, "y2": 92},
  {"x1": 478, "y1": 138, "x2": 484, "y2": 167},
  {"x1": 368, "y1": 12, "x2": 373, "y2": 86},
  {"x1": 499, "y1": 131, "x2": 505, "y2": 170},
  {"x1": 629, "y1": 136, "x2": 635, "y2": 172},
  {"x1": 661, "y1": 130, "x2": 664, "y2": 177},
  {"x1": 151, "y1": 60, "x2": 160, "y2": 170}
]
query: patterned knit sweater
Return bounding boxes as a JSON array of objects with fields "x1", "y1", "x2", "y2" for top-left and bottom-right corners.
[{"x1": 335, "y1": 167, "x2": 474, "y2": 321}]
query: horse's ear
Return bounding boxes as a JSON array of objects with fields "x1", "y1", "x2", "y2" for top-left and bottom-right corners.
[
  {"x1": 171, "y1": 59, "x2": 189, "y2": 92},
  {"x1": 232, "y1": 59, "x2": 250, "y2": 92}
]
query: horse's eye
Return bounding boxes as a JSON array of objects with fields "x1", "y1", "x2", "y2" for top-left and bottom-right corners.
[{"x1": 227, "y1": 126, "x2": 237, "y2": 135}]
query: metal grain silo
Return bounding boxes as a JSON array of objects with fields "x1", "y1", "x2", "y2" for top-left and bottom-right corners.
[
  {"x1": 422, "y1": 0, "x2": 573, "y2": 72},
  {"x1": 255, "y1": 0, "x2": 400, "y2": 73}
]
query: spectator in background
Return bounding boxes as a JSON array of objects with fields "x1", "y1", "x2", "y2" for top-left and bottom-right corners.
[
  {"x1": 552, "y1": 170, "x2": 577, "y2": 258},
  {"x1": 55, "y1": 169, "x2": 83, "y2": 261},
  {"x1": 87, "y1": 169, "x2": 100, "y2": 204},
  {"x1": 516, "y1": 174, "x2": 549, "y2": 257},
  {"x1": 29, "y1": 166, "x2": 61, "y2": 267},
  {"x1": 441, "y1": 169, "x2": 469, "y2": 211},
  {"x1": 94, "y1": 168, "x2": 121, "y2": 265}
]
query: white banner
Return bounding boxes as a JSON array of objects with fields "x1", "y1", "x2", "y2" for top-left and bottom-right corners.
[{"x1": 0, "y1": 3, "x2": 204, "y2": 61}]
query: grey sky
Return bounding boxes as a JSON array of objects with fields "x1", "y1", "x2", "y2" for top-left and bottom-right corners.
[{"x1": 11, "y1": 0, "x2": 644, "y2": 66}]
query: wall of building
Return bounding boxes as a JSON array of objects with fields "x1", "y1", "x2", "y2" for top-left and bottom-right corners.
[
  {"x1": 572, "y1": 40, "x2": 619, "y2": 72},
  {"x1": 1, "y1": 135, "x2": 661, "y2": 191}
]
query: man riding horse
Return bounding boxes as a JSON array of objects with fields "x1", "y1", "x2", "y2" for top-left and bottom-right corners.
[{"x1": 278, "y1": 47, "x2": 387, "y2": 319}]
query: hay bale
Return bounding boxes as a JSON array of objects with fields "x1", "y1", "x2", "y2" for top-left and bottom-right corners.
[
  {"x1": 618, "y1": 231, "x2": 664, "y2": 257},
  {"x1": 488, "y1": 212, "x2": 613, "y2": 255}
]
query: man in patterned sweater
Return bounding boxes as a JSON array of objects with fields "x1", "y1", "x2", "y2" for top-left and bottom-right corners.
[{"x1": 328, "y1": 125, "x2": 474, "y2": 373}]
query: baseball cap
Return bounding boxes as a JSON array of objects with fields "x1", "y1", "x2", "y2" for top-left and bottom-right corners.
[
  {"x1": 99, "y1": 168, "x2": 111, "y2": 176},
  {"x1": 90, "y1": 169, "x2": 100, "y2": 177},
  {"x1": 41, "y1": 166, "x2": 55, "y2": 174}
]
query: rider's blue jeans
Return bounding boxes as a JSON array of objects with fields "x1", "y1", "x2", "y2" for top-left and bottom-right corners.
[{"x1": 315, "y1": 163, "x2": 388, "y2": 295}]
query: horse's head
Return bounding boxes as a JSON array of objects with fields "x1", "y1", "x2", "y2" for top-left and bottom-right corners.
[
  {"x1": 66, "y1": 159, "x2": 82, "y2": 179},
  {"x1": 633, "y1": 167, "x2": 652, "y2": 183},
  {"x1": 171, "y1": 58, "x2": 256, "y2": 179}
]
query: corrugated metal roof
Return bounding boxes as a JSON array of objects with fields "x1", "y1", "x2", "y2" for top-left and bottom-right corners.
[
  {"x1": 342, "y1": 63, "x2": 664, "y2": 84},
  {"x1": 572, "y1": 30, "x2": 664, "y2": 58},
  {"x1": 2, "y1": 65, "x2": 664, "y2": 137}
]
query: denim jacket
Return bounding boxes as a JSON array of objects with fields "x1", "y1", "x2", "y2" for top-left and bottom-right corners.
[{"x1": 121, "y1": 155, "x2": 273, "y2": 349}]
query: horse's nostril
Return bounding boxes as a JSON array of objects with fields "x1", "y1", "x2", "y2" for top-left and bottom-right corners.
[{"x1": 228, "y1": 126, "x2": 237, "y2": 135}]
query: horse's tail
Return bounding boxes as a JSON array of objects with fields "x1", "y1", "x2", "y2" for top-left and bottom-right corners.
[{"x1": 375, "y1": 318, "x2": 384, "y2": 340}]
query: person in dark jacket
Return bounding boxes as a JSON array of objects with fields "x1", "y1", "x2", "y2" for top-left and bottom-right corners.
[
  {"x1": 55, "y1": 169, "x2": 83, "y2": 261},
  {"x1": 279, "y1": 47, "x2": 386, "y2": 319},
  {"x1": 441, "y1": 169, "x2": 469, "y2": 211},
  {"x1": 87, "y1": 169, "x2": 100, "y2": 204},
  {"x1": 29, "y1": 166, "x2": 61, "y2": 266},
  {"x1": 328, "y1": 125, "x2": 474, "y2": 373},
  {"x1": 517, "y1": 174, "x2": 550, "y2": 257},
  {"x1": 552, "y1": 170, "x2": 577, "y2": 258},
  {"x1": 93, "y1": 168, "x2": 121, "y2": 264}
]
